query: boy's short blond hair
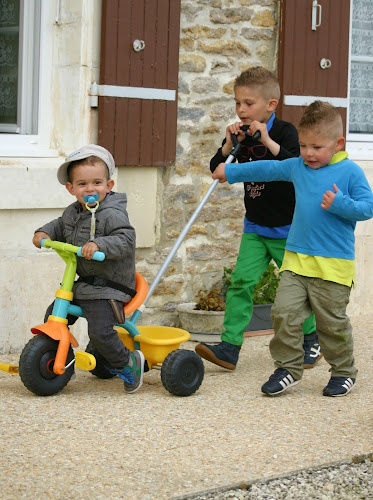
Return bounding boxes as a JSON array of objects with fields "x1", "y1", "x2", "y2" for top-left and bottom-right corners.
[
  {"x1": 298, "y1": 101, "x2": 343, "y2": 139},
  {"x1": 234, "y1": 67, "x2": 280, "y2": 101}
]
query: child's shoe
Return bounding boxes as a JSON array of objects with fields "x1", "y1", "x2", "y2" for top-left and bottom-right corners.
[
  {"x1": 322, "y1": 376, "x2": 355, "y2": 397},
  {"x1": 111, "y1": 350, "x2": 145, "y2": 393},
  {"x1": 195, "y1": 341, "x2": 241, "y2": 370},
  {"x1": 303, "y1": 330, "x2": 323, "y2": 369},
  {"x1": 261, "y1": 368, "x2": 301, "y2": 395}
]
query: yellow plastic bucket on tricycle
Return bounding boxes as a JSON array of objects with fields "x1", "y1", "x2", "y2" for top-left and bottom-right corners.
[{"x1": 117, "y1": 326, "x2": 190, "y2": 367}]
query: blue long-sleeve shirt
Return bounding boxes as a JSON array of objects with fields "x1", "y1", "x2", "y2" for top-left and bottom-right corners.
[{"x1": 225, "y1": 155, "x2": 373, "y2": 260}]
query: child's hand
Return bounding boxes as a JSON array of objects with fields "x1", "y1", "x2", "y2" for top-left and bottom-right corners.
[
  {"x1": 222, "y1": 122, "x2": 246, "y2": 156},
  {"x1": 212, "y1": 163, "x2": 227, "y2": 183},
  {"x1": 321, "y1": 183, "x2": 339, "y2": 210},
  {"x1": 81, "y1": 241, "x2": 100, "y2": 260},
  {"x1": 249, "y1": 121, "x2": 269, "y2": 143},
  {"x1": 249, "y1": 120, "x2": 280, "y2": 156},
  {"x1": 33, "y1": 231, "x2": 51, "y2": 248}
]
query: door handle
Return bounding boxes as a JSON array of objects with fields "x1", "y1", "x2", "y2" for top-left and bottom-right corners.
[
  {"x1": 312, "y1": 0, "x2": 322, "y2": 31},
  {"x1": 133, "y1": 40, "x2": 145, "y2": 52},
  {"x1": 320, "y1": 58, "x2": 331, "y2": 69}
]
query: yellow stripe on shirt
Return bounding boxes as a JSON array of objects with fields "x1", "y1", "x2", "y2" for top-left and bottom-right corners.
[
  {"x1": 304, "y1": 151, "x2": 348, "y2": 167},
  {"x1": 280, "y1": 250, "x2": 355, "y2": 287}
]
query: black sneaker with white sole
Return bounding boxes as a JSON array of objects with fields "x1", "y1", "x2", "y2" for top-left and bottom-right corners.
[
  {"x1": 322, "y1": 376, "x2": 355, "y2": 397},
  {"x1": 261, "y1": 368, "x2": 301, "y2": 396},
  {"x1": 303, "y1": 330, "x2": 323, "y2": 369}
]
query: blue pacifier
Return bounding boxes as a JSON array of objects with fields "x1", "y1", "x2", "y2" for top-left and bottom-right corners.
[
  {"x1": 83, "y1": 194, "x2": 100, "y2": 241},
  {"x1": 83, "y1": 194, "x2": 100, "y2": 204}
]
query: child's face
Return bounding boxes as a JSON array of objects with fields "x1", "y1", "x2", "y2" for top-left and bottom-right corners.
[
  {"x1": 298, "y1": 129, "x2": 345, "y2": 169},
  {"x1": 65, "y1": 162, "x2": 114, "y2": 209},
  {"x1": 234, "y1": 85, "x2": 277, "y2": 125}
]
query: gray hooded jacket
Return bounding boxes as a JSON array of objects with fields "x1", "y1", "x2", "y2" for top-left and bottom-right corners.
[{"x1": 38, "y1": 191, "x2": 136, "y2": 302}]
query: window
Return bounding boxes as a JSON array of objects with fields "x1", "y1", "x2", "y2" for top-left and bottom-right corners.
[
  {"x1": 0, "y1": 0, "x2": 40, "y2": 134},
  {"x1": 0, "y1": 0, "x2": 56, "y2": 157},
  {"x1": 347, "y1": 0, "x2": 373, "y2": 157},
  {"x1": 0, "y1": 0, "x2": 19, "y2": 131}
]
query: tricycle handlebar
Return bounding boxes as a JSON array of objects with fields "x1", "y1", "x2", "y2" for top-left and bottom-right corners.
[{"x1": 40, "y1": 239, "x2": 105, "y2": 261}]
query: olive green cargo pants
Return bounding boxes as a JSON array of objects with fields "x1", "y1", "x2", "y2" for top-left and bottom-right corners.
[{"x1": 270, "y1": 270, "x2": 356, "y2": 381}]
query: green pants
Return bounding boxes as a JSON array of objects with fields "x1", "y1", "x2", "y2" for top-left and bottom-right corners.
[
  {"x1": 270, "y1": 271, "x2": 356, "y2": 380},
  {"x1": 222, "y1": 233, "x2": 315, "y2": 346}
]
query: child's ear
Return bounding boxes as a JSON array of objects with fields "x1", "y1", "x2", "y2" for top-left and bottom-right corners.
[
  {"x1": 336, "y1": 136, "x2": 346, "y2": 152},
  {"x1": 106, "y1": 179, "x2": 115, "y2": 192},
  {"x1": 268, "y1": 98, "x2": 278, "y2": 112},
  {"x1": 65, "y1": 182, "x2": 74, "y2": 195}
]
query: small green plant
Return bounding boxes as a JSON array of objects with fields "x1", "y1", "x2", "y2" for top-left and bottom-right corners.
[
  {"x1": 194, "y1": 267, "x2": 232, "y2": 311},
  {"x1": 194, "y1": 288, "x2": 226, "y2": 311},
  {"x1": 252, "y1": 263, "x2": 280, "y2": 304},
  {"x1": 194, "y1": 264, "x2": 279, "y2": 311}
]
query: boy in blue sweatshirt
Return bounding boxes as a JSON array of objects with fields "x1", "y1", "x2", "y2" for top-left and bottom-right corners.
[{"x1": 212, "y1": 101, "x2": 373, "y2": 397}]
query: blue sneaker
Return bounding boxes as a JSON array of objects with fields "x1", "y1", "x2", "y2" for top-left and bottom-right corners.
[
  {"x1": 323, "y1": 376, "x2": 355, "y2": 397},
  {"x1": 303, "y1": 331, "x2": 323, "y2": 369},
  {"x1": 195, "y1": 341, "x2": 240, "y2": 370},
  {"x1": 111, "y1": 350, "x2": 145, "y2": 393},
  {"x1": 261, "y1": 368, "x2": 301, "y2": 395}
]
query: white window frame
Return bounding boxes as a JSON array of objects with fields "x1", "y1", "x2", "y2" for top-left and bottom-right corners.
[
  {"x1": 346, "y1": 0, "x2": 373, "y2": 160},
  {"x1": 0, "y1": 0, "x2": 40, "y2": 135},
  {"x1": 0, "y1": 0, "x2": 57, "y2": 157}
]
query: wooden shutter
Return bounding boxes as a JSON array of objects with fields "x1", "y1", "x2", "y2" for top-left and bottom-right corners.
[
  {"x1": 98, "y1": 0, "x2": 180, "y2": 166},
  {"x1": 277, "y1": 0, "x2": 350, "y2": 133}
]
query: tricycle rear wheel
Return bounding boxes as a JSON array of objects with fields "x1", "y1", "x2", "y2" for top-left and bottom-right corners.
[
  {"x1": 161, "y1": 349, "x2": 204, "y2": 396},
  {"x1": 19, "y1": 334, "x2": 74, "y2": 396}
]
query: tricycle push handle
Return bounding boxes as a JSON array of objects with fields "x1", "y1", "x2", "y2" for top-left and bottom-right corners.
[
  {"x1": 232, "y1": 125, "x2": 261, "y2": 144},
  {"x1": 40, "y1": 239, "x2": 105, "y2": 261},
  {"x1": 252, "y1": 130, "x2": 261, "y2": 141},
  {"x1": 143, "y1": 132, "x2": 244, "y2": 305}
]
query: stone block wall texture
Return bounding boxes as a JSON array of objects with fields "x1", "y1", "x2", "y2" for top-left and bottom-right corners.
[{"x1": 135, "y1": 0, "x2": 279, "y2": 326}]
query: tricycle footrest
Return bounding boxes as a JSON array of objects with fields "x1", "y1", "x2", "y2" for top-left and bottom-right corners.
[
  {"x1": 75, "y1": 351, "x2": 96, "y2": 371},
  {"x1": 0, "y1": 362, "x2": 19, "y2": 374}
]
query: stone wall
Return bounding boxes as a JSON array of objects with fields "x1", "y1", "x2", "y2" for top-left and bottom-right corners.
[{"x1": 135, "y1": 0, "x2": 279, "y2": 326}]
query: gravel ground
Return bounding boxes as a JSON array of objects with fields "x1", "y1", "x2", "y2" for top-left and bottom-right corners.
[
  {"x1": 181, "y1": 459, "x2": 373, "y2": 499},
  {"x1": 0, "y1": 315, "x2": 372, "y2": 499}
]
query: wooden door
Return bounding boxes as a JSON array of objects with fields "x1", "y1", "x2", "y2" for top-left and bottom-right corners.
[
  {"x1": 278, "y1": 0, "x2": 350, "y2": 133},
  {"x1": 98, "y1": 0, "x2": 181, "y2": 166}
]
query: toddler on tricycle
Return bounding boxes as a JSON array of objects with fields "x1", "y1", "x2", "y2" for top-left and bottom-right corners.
[{"x1": 18, "y1": 145, "x2": 204, "y2": 397}]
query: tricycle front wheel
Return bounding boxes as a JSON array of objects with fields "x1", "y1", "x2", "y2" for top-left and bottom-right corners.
[
  {"x1": 161, "y1": 349, "x2": 204, "y2": 397},
  {"x1": 19, "y1": 334, "x2": 74, "y2": 396}
]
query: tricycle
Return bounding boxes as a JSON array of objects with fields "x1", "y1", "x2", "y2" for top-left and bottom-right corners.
[{"x1": 9, "y1": 239, "x2": 204, "y2": 397}]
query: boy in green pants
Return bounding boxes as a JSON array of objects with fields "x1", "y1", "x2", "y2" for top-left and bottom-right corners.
[{"x1": 195, "y1": 67, "x2": 319, "y2": 370}]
